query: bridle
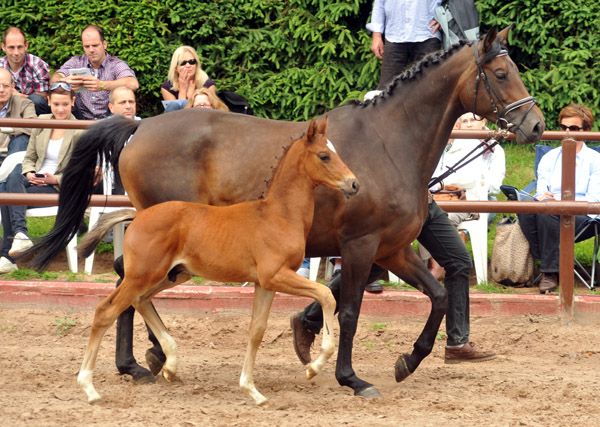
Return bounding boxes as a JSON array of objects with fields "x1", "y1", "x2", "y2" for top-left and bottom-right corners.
[
  {"x1": 429, "y1": 39, "x2": 539, "y2": 191},
  {"x1": 472, "y1": 39, "x2": 537, "y2": 132}
]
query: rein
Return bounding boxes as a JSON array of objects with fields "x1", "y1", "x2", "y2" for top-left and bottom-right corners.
[
  {"x1": 472, "y1": 39, "x2": 537, "y2": 133},
  {"x1": 428, "y1": 132, "x2": 504, "y2": 191}
]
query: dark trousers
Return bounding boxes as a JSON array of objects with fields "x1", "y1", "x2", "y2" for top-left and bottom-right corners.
[
  {"x1": 377, "y1": 37, "x2": 441, "y2": 89},
  {"x1": 299, "y1": 200, "x2": 472, "y2": 346},
  {"x1": 0, "y1": 166, "x2": 58, "y2": 259},
  {"x1": 518, "y1": 213, "x2": 596, "y2": 273}
]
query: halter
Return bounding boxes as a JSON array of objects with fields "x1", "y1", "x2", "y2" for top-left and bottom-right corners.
[{"x1": 472, "y1": 39, "x2": 537, "y2": 132}]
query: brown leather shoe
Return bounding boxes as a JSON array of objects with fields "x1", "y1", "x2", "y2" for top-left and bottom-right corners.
[
  {"x1": 444, "y1": 342, "x2": 497, "y2": 364},
  {"x1": 539, "y1": 273, "x2": 558, "y2": 294},
  {"x1": 290, "y1": 313, "x2": 315, "y2": 365}
]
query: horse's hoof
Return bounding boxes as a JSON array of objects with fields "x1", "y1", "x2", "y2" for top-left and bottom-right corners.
[
  {"x1": 306, "y1": 364, "x2": 318, "y2": 380},
  {"x1": 394, "y1": 353, "x2": 413, "y2": 383},
  {"x1": 354, "y1": 385, "x2": 382, "y2": 399},
  {"x1": 145, "y1": 348, "x2": 166, "y2": 376},
  {"x1": 162, "y1": 369, "x2": 176, "y2": 382}
]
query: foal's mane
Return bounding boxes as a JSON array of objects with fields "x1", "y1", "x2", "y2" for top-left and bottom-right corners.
[
  {"x1": 259, "y1": 131, "x2": 306, "y2": 199},
  {"x1": 352, "y1": 37, "x2": 506, "y2": 107}
]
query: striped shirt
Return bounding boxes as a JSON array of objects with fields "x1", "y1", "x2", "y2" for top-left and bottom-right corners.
[
  {"x1": 57, "y1": 53, "x2": 137, "y2": 120},
  {"x1": 0, "y1": 52, "x2": 50, "y2": 95}
]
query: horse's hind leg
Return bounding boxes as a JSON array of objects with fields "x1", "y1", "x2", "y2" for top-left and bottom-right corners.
[
  {"x1": 240, "y1": 284, "x2": 275, "y2": 406},
  {"x1": 78, "y1": 286, "x2": 136, "y2": 404}
]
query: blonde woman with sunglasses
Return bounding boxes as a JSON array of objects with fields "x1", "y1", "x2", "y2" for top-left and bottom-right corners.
[{"x1": 161, "y1": 46, "x2": 216, "y2": 113}]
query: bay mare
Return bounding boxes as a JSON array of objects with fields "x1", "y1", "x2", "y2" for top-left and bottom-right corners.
[
  {"x1": 23, "y1": 26, "x2": 544, "y2": 398},
  {"x1": 75, "y1": 118, "x2": 359, "y2": 406}
]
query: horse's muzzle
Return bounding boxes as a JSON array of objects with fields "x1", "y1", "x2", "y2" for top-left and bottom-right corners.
[{"x1": 341, "y1": 177, "x2": 360, "y2": 199}]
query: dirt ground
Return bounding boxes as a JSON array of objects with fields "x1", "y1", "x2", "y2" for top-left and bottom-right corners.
[{"x1": 1, "y1": 306, "x2": 599, "y2": 427}]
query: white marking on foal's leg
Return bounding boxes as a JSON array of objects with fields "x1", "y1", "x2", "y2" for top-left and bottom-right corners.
[
  {"x1": 77, "y1": 369, "x2": 101, "y2": 404},
  {"x1": 158, "y1": 330, "x2": 178, "y2": 381}
]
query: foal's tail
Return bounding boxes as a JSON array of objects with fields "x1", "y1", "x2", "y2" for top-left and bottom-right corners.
[
  {"x1": 17, "y1": 116, "x2": 140, "y2": 271},
  {"x1": 78, "y1": 209, "x2": 137, "y2": 259}
]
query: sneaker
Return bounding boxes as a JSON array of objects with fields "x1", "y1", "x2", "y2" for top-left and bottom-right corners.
[
  {"x1": 0, "y1": 256, "x2": 17, "y2": 274},
  {"x1": 8, "y1": 232, "x2": 33, "y2": 257},
  {"x1": 296, "y1": 267, "x2": 310, "y2": 279},
  {"x1": 444, "y1": 342, "x2": 496, "y2": 364}
]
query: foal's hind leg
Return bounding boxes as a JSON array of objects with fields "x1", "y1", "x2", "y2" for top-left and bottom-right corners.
[
  {"x1": 78, "y1": 287, "x2": 137, "y2": 404},
  {"x1": 240, "y1": 284, "x2": 275, "y2": 406}
]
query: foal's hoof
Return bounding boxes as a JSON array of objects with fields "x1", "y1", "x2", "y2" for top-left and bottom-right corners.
[
  {"x1": 394, "y1": 353, "x2": 413, "y2": 383},
  {"x1": 354, "y1": 385, "x2": 382, "y2": 399},
  {"x1": 132, "y1": 371, "x2": 157, "y2": 385},
  {"x1": 145, "y1": 348, "x2": 166, "y2": 376}
]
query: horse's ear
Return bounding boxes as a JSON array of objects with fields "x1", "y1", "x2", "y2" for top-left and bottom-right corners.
[
  {"x1": 317, "y1": 116, "x2": 328, "y2": 136},
  {"x1": 306, "y1": 118, "x2": 318, "y2": 143},
  {"x1": 482, "y1": 26, "x2": 497, "y2": 53},
  {"x1": 496, "y1": 24, "x2": 514, "y2": 46}
]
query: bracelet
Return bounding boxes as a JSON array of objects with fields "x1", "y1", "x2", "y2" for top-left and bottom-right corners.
[{"x1": 100, "y1": 81, "x2": 104, "y2": 90}]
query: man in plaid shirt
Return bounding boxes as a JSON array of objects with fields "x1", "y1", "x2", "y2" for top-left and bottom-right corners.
[
  {"x1": 0, "y1": 27, "x2": 50, "y2": 115},
  {"x1": 53, "y1": 25, "x2": 138, "y2": 120}
]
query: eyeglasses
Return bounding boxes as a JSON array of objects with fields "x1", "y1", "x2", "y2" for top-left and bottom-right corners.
[
  {"x1": 179, "y1": 59, "x2": 197, "y2": 66},
  {"x1": 559, "y1": 123, "x2": 585, "y2": 132},
  {"x1": 50, "y1": 81, "x2": 72, "y2": 92}
]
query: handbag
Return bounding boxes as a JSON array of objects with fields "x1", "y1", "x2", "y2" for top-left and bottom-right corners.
[
  {"x1": 491, "y1": 216, "x2": 535, "y2": 286},
  {"x1": 432, "y1": 184, "x2": 466, "y2": 201}
]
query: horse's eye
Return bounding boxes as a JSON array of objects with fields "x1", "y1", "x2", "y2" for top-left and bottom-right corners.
[
  {"x1": 495, "y1": 72, "x2": 507, "y2": 81},
  {"x1": 318, "y1": 153, "x2": 330, "y2": 162}
]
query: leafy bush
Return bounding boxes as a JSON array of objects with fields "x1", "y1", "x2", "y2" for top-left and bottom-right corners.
[{"x1": 1, "y1": 0, "x2": 598, "y2": 125}]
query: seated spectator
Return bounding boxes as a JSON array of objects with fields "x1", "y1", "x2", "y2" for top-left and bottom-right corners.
[
  {"x1": 184, "y1": 87, "x2": 229, "y2": 111},
  {"x1": 0, "y1": 82, "x2": 84, "y2": 273},
  {"x1": 161, "y1": 46, "x2": 216, "y2": 113},
  {"x1": 518, "y1": 103, "x2": 600, "y2": 294},
  {"x1": 108, "y1": 86, "x2": 139, "y2": 120},
  {"x1": 53, "y1": 25, "x2": 138, "y2": 120},
  {"x1": 0, "y1": 27, "x2": 50, "y2": 115},
  {"x1": 0, "y1": 67, "x2": 36, "y2": 164}
]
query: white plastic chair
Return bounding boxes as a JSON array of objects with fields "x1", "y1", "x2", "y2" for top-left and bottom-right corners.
[
  {"x1": 0, "y1": 151, "x2": 78, "y2": 272},
  {"x1": 457, "y1": 182, "x2": 490, "y2": 284},
  {"x1": 84, "y1": 162, "x2": 128, "y2": 274}
]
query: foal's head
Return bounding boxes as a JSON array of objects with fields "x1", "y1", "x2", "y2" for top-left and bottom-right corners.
[{"x1": 302, "y1": 117, "x2": 359, "y2": 198}]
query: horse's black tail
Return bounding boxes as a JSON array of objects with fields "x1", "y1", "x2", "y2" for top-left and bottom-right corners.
[{"x1": 17, "y1": 116, "x2": 140, "y2": 271}]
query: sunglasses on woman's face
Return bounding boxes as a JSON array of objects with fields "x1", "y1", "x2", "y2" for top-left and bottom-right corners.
[
  {"x1": 179, "y1": 59, "x2": 197, "y2": 66},
  {"x1": 559, "y1": 123, "x2": 585, "y2": 132}
]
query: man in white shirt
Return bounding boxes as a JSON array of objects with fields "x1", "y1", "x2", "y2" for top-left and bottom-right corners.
[{"x1": 366, "y1": 0, "x2": 442, "y2": 89}]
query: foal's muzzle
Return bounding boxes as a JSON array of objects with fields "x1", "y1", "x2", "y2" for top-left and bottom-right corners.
[{"x1": 341, "y1": 177, "x2": 360, "y2": 199}]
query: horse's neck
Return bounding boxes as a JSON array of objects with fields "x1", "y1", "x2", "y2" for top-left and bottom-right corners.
[
  {"x1": 370, "y1": 49, "x2": 472, "y2": 186},
  {"x1": 262, "y1": 142, "x2": 315, "y2": 226}
]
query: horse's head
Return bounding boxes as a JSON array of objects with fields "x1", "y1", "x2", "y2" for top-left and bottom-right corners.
[
  {"x1": 303, "y1": 117, "x2": 359, "y2": 198},
  {"x1": 462, "y1": 25, "x2": 545, "y2": 144}
]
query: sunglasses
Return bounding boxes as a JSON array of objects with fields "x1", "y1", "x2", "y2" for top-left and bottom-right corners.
[
  {"x1": 559, "y1": 123, "x2": 585, "y2": 132},
  {"x1": 179, "y1": 59, "x2": 197, "y2": 66},
  {"x1": 50, "y1": 81, "x2": 72, "y2": 92}
]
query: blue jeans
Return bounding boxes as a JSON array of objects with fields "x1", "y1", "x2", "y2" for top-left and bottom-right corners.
[
  {"x1": 298, "y1": 200, "x2": 472, "y2": 346},
  {"x1": 28, "y1": 93, "x2": 51, "y2": 116},
  {"x1": 163, "y1": 100, "x2": 187, "y2": 113},
  {"x1": 6, "y1": 134, "x2": 30, "y2": 156},
  {"x1": 0, "y1": 165, "x2": 58, "y2": 259}
]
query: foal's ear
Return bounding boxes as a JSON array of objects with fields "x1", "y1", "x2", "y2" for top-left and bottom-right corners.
[
  {"x1": 496, "y1": 24, "x2": 514, "y2": 46},
  {"x1": 306, "y1": 118, "x2": 318, "y2": 143},
  {"x1": 482, "y1": 26, "x2": 498, "y2": 53},
  {"x1": 317, "y1": 116, "x2": 328, "y2": 136}
]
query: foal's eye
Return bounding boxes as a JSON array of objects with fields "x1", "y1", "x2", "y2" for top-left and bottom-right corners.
[
  {"x1": 495, "y1": 71, "x2": 507, "y2": 81},
  {"x1": 318, "y1": 153, "x2": 330, "y2": 162}
]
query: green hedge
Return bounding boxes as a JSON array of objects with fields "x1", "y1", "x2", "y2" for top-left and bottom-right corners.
[{"x1": 1, "y1": 0, "x2": 598, "y2": 126}]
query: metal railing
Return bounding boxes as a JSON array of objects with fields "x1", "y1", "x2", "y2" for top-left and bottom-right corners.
[{"x1": 1, "y1": 117, "x2": 600, "y2": 319}]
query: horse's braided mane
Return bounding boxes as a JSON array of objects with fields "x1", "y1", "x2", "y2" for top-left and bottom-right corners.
[{"x1": 351, "y1": 37, "x2": 505, "y2": 107}]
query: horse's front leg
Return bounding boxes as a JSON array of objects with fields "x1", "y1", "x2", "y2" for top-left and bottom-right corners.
[
  {"x1": 378, "y1": 246, "x2": 448, "y2": 382},
  {"x1": 240, "y1": 284, "x2": 275, "y2": 406},
  {"x1": 336, "y1": 241, "x2": 384, "y2": 398}
]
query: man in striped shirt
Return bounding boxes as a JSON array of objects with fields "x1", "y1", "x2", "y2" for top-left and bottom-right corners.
[
  {"x1": 53, "y1": 25, "x2": 138, "y2": 120},
  {"x1": 0, "y1": 27, "x2": 50, "y2": 115}
]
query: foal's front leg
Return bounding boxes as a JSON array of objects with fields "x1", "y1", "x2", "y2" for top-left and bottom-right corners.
[{"x1": 240, "y1": 284, "x2": 275, "y2": 406}]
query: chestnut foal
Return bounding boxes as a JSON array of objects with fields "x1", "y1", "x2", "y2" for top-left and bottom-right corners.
[{"x1": 76, "y1": 117, "x2": 359, "y2": 406}]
